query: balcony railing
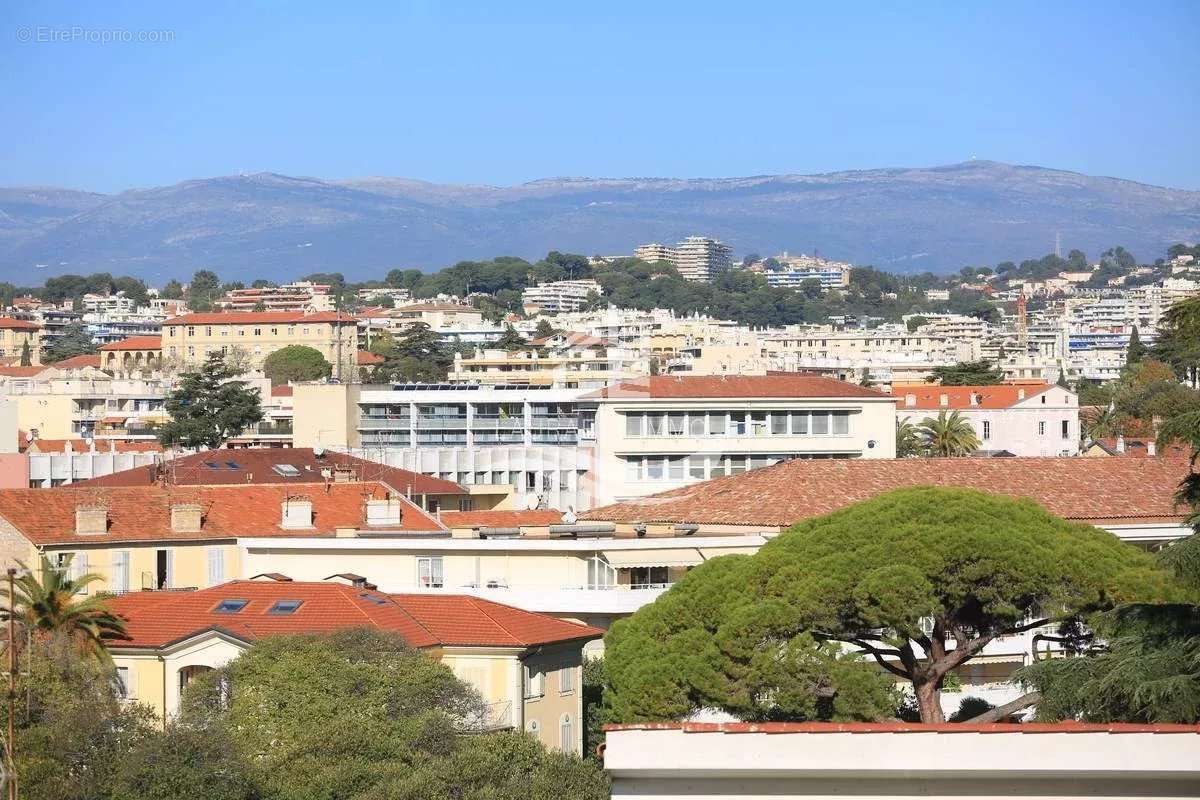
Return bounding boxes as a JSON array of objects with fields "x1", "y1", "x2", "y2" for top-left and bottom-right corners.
[
  {"x1": 470, "y1": 415, "x2": 525, "y2": 430},
  {"x1": 359, "y1": 416, "x2": 412, "y2": 429},
  {"x1": 414, "y1": 416, "x2": 468, "y2": 429},
  {"x1": 530, "y1": 416, "x2": 578, "y2": 429},
  {"x1": 250, "y1": 423, "x2": 293, "y2": 436}
]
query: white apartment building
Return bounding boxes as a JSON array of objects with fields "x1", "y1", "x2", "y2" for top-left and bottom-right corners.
[
  {"x1": 220, "y1": 281, "x2": 335, "y2": 313},
  {"x1": 583, "y1": 374, "x2": 897, "y2": 506},
  {"x1": 81, "y1": 293, "x2": 137, "y2": 315},
  {"x1": 895, "y1": 382, "x2": 1079, "y2": 456},
  {"x1": 635, "y1": 237, "x2": 733, "y2": 283},
  {"x1": 521, "y1": 280, "x2": 603, "y2": 314},
  {"x1": 763, "y1": 253, "x2": 852, "y2": 291}
]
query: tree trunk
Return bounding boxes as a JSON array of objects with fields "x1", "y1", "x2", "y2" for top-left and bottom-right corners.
[
  {"x1": 913, "y1": 679, "x2": 945, "y2": 723},
  {"x1": 963, "y1": 691, "x2": 1041, "y2": 724}
]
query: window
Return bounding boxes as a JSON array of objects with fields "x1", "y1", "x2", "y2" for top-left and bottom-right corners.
[
  {"x1": 207, "y1": 547, "x2": 224, "y2": 586},
  {"x1": 811, "y1": 412, "x2": 830, "y2": 435},
  {"x1": 707, "y1": 412, "x2": 725, "y2": 435},
  {"x1": 770, "y1": 413, "x2": 788, "y2": 435},
  {"x1": 624, "y1": 458, "x2": 642, "y2": 481},
  {"x1": 214, "y1": 599, "x2": 249, "y2": 614},
  {"x1": 646, "y1": 458, "x2": 664, "y2": 480},
  {"x1": 1062, "y1": 420, "x2": 1070, "y2": 439},
  {"x1": 645, "y1": 413, "x2": 664, "y2": 436},
  {"x1": 728, "y1": 412, "x2": 747, "y2": 435},
  {"x1": 625, "y1": 413, "x2": 643, "y2": 437},
  {"x1": 114, "y1": 666, "x2": 131, "y2": 700},
  {"x1": 112, "y1": 550, "x2": 130, "y2": 593},
  {"x1": 560, "y1": 666, "x2": 575, "y2": 694},
  {"x1": 831, "y1": 412, "x2": 849, "y2": 435},
  {"x1": 417, "y1": 556, "x2": 444, "y2": 588},
  {"x1": 630, "y1": 566, "x2": 669, "y2": 588},
  {"x1": 268, "y1": 599, "x2": 304, "y2": 614},
  {"x1": 1039, "y1": 421, "x2": 1046, "y2": 436},
  {"x1": 982, "y1": 420, "x2": 991, "y2": 440},
  {"x1": 524, "y1": 665, "x2": 544, "y2": 698},
  {"x1": 791, "y1": 412, "x2": 809, "y2": 434},
  {"x1": 587, "y1": 556, "x2": 615, "y2": 590},
  {"x1": 559, "y1": 714, "x2": 573, "y2": 751},
  {"x1": 667, "y1": 413, "x2": 685, "y2": 436},
  {"x1": 668, "y1": 457, "x2": 684, "y2": 480},
  {"x1": 688, "y1": 456, "x2": 706, "y2": 480},
  {"x1": 688, "y1": 414, "x2": 705, "y2": 436}
]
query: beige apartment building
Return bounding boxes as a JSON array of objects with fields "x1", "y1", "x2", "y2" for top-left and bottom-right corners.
[
  {"x1": 0, "y1": 317, "x2": 42, "y2": 365},
  {"x1": 448, "y1": 340, "x2": 649, "y2": 388},
  {"x1": 162, "y1": 311, "x2": 358, "y2": 378}
]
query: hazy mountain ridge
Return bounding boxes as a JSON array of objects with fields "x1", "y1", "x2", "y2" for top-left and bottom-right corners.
[{"x1": 1, "y1": 161, "x2": 1197, "y2": 283}]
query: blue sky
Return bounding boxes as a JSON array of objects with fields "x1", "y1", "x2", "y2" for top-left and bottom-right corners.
[{"x1": 2, "y1": 0, "x2": 1197, "y2": 192}]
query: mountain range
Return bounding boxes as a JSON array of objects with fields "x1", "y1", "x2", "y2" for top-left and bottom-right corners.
[{"x1": 1, "y1": 160, "x2": 1197, "y2": 284}]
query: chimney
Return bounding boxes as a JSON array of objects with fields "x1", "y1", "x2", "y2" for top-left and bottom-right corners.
[
  {"x1": 938, "y1": 394, "x2": 948, "y2": 407},
  {"x1": 969, "y1": 393, "x2": 980, "y2": 406},
  {"x1": 1147, "y1": 439, "x2": 1157, "y2": 457},
  {"x1": 905, "y1": 394, "x2": 916, "y2": 408},
  {"x1": 281, "y1": 496, "x2": 313, "y2": 529},
  {"x1": 1116, "y1": 436, "x2": 1126, "y2": 454},
  {"x1": 1018, "y1": 388, "x2": 1026, "y2": 400},
  {"x1": 170, "y1": 503, "x2": 203, "y2": 533},
  {"x1": 75, "y1": 504, "x2": 108, "y2": 535},
  {"x1": 365, "y1": 498, "x2": 402, "y2": 527}
]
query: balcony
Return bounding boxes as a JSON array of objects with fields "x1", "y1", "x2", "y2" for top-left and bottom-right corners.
[
  {"x1": 250, "y1": 422, "x2": 293, "y2": 436},
  {"x1": 358, "y1": 416, "x2": 412, "y2": 429},
  {"x1": 470, "y1": 415, "x2": 525, "y2": 430},
  {"x1": 530, "y1": 416, "x2": 578, "y2": 430},
  {"x1": 415, "y1": 416, "x2": 468, "y2": 430}
]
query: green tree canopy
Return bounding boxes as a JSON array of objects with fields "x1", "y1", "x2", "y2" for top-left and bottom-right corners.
[
  {"x1": 42, "y1": 321, "x2": 97, "y2": 364},
  {"x1": 186, "y1": 269, "x2": 221, "y2": 311},
  {"x1": 1126, "y1": 325, "x2": 1148, "y2": 366},
  {"x1": 158, "y1": 351, "x2": 263, "y2": 448},
  {"x1": 1153, "y1": 296, "x2": 1200, "y2": 388},
  {"x1": 262, "y1": 344, "x2": 332, "y2": 385},
  {"x1": 927, "y1": 360, "x2": 1004, "y2": 386},
  {"x1": 495, "y1": 323, "x2": 529, "y2": 350},
  {"x1": 371, "y1": 322, "x2": 453, "y2": 383},
  {"x1": 604, "y1": 488, "x2": 1182, "y2": 724},
  {"x1": 6, "y1": 554, "x2": 126, "y2": 664}
]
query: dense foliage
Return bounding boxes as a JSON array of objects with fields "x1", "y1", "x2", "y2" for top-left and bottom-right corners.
[
  {"x1": 158, "y1": 351, "x2": 263, "y2": 448},
  {"x1": 42, "y1": 321, "x2": 98, "y2": 364},
  {"x1": 603, "y1": 488, "x2": 1182, "y2": 724},
  {"x1": 368, "y1": 322, "x2": 456, "y2": 382},
  {"x1": 262, "y1": 344, "x2": 332, "y2": 384},
  {"x1": 927, "y1": 360, "x2": 1004, "y2": 385}
]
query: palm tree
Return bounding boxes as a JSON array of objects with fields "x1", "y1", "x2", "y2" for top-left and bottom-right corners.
[
  {"x1": 919, "y1": 410, "x2": 981, "y2": 457},
  {"x1": 3, "y1": 555, "x2": 126, "y2": 663},
  {"x1": 1082, "y1": 403, "x2": 1121, "y2": 443},
  {"x1": 895, "y1": 419, "x2": 924, "y2": 457}
]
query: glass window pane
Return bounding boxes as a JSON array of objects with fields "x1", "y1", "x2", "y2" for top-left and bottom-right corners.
[
  {"x1": 771, "y1": 413, "x2": 788, "y2": 434},
  {"x1": 688, "y1": 414, "x2": 705, "y2": 436},
  {"x1": 791, "y1": 412, "x2": 808, "y2": 434},
  {"x1": 832, "y1": 412, "x2": 849, "y2": 435},
  {"x1": 707, "y1": 412, "x2": 725, "y2": 435},
  {"x1": 668, "y1": 457, "x2": 684, "y2": 479},
  {"x1": 647, "y1": 458, "x2": 664, "y2": 480},
  {"x1": 668, "y1": 413, "x2": 685, "y2": 436},
  {"x1": 625, "y1": 413, "x2": 643, "y2": 437},
  {"x1": 812, "y1": 413, "x2": 830, "y2": 435},
  {"x1": 688, "y1": 456, "x2": 706, "y2": 479},
  {"x1": 646, "y1": 414, "x2": 664, "y2": 436}
]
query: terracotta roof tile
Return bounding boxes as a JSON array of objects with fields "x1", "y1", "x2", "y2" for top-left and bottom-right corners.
[
  {"x1": 106, "y1": 581, "x2": 603, "y2": 649},
  {"x1": 0, "y1": 366, "x2": 50, "y2": 378},
  {"x1": 163, "y1": 312, "x2": 354, "y2": 325},
  {"x1": 583, "y1": 456, "x2": 1194, "y2": 527},
  {"x1": 51, "y1": 354, "x2": 103, "y2": 369},
  {"x1": 97, "y1": 336, "x2": 162, "y2": 351},
  {"x1": 439, "y1": 510, "x2": 563, "y2": 528},
  {"x1": 580, "y1": 374, "x2": 891, "y2": 400},
  {"x1": 0, "y1": 481, "x2": 444, "y2": 545},
  {"x1": 894, "y1": 383, "x2": 1058, "y2": 410},
  {"x1": 72, "y1": 448, "x2": 465, "y2": 496},
  {"x1": 0, "y1": 317, "x2": 39, "y2": 331},
  {"x1": 357, "y1": 350, "x2": 384, "y2": 365}
]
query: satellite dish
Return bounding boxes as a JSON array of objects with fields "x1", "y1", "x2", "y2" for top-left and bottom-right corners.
[
  {"x1": 523, "y1": 493, "x2": 540, "y2": 510},
  {"x1": 312, "y1": 445, "x2": 325, "y2": 458},
  {"x1": 563, "y1": 509, "x2": 578, "y2": 524}
]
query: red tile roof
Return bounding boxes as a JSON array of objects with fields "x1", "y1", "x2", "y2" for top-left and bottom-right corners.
[
  {"x1": 357, "y1": 349, "x2": 384, "y2": 365},
  {"x1": 163, "y1": 312, "x2": 354, "y2": 325},
  {"x1": 604, "y1": 721, "x2": 1200, "y2": 735},
  {"x1": 105, "y1": 581, "x2": 603, "y2": 650},
  {"x1": 894, "y1": 383, "x2": 1057, "y2": 410},
  {"x1": 0, "y1": 366, "x2": 50, "y2": 378},
  {"x1": 583, "y1": 456, "x2": 1194, "y2": 528},
  {"x1": 270, "y1": 385, "x2": 294, "y2": 397},
  {"x1": 51, "y1": 354, "x2": 103, "y2": 369},
  {"x1": 439, "y1": 510, "x2": 564, "y2": 528},
  {"x1": 0, "y1": 481, "x2": 443, "y2": 545},
  {"x1": 72, "y1": 448, "x2": 466, "y2": 496},
  {"x1": 21, "y1": 436, "x2": 163, "y2": 454},
  {"x1": 580, "y1": 374, "x2": 891, "y2": 400},
  {"x1": 1088, "y1": 438, "x2": 1190, "y2": 458},
  {"x1": 97, "y1": 336, "x2": 162, "y2": 351},
  {"x1": 0, "y1": 317, "x2": 39, "y2": 331}
]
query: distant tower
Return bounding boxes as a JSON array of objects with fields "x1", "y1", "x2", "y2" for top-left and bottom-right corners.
[{"x1": 1054, "y1": 231, "x2": 1062, "y2": 259}]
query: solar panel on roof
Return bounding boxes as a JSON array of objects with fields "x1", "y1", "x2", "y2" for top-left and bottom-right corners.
[
  {"x1": 203, "y1": 461, "x2": 221, "y2": 470},
  {"x1": 272, "y1": 464, "x2": 302, "y2": 477},
  {"x1": 225, "y1": 460, "x2": 241, "y2": 469}
]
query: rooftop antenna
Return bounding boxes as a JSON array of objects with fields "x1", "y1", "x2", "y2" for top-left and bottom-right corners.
[{"x1": 1054, "y1": 231, "x2": 1062, "y2": 259}]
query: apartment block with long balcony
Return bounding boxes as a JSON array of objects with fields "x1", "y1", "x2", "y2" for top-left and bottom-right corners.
[
  {"x1": 634, "y1": 236, "x2": 734, "y2": 283},
  {"x1": 447, "y1": 343, "x2": 648, "y2": 389},
  {"x1": 2, "y1": 376, "x2": 171, "y2": 441},
  {"x1": 161, "y1": 311, "x2": 359, "y2": 379},
  {"x1": 584, "y1": 374, "x2": 898, "y2": 506},
  {"x1": 218, "y1": 281, "x2": 335, "y2": 313},
  {"x1": 521, "y1": 279, "x2": 603, "y2": 314}
]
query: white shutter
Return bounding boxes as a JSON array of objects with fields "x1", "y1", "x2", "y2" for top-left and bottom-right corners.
[
  {"x1": 75, "y1": 552, "x2": 89, "y2": 594},
  {"x1": 165, "y1": 550, "x2": 174, "y2": 588},
  {"x1": 207, "y1": 547, "x2": 224, "y2": 586},
  {"x1": 112, "y1": 551, "x2": 129, "y2": 593}
]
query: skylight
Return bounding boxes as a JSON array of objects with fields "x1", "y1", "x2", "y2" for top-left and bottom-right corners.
[
  {"x1": 272, "y1": 464, "x2": 302, "y2": 477},
  {"x1": 203, "y1": 461, "x2": 221, "y2": 470},
  {"x1": 358, "y1": 592, "x2": 390, "y2": 606},
  {"x1": 214, "y1": 599, "x2": 249, "y2": 614},
  {"x1": 225, "y1": 460, "x2": 241, "y2": 469},
  {"x1": 268, "y1": 599, "x2": 303, "y2": 615}
]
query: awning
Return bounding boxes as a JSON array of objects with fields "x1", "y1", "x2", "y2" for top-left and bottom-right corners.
[
  {"x1": 602, "y1": 548, "x2": 703, "y2": 568},
  {"x1": 699, "y1": 546, "x2": 761, "y2": 559},
  {"x1": 100, "y1": 415, "x2": 129, "y2": 424}
]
